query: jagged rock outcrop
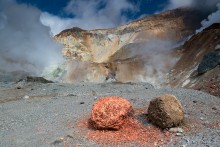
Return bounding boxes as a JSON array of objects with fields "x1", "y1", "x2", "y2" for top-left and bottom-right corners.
[
  {"x1": 197, "y1": 52, "x2": 220, "y2": 74},
  {"x1": 167, "y1": 23, "x2": 220, "y2": 90}
]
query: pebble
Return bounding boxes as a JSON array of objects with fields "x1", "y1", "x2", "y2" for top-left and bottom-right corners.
[
  {"x1": 176, "y1": 133, "x2": 182, "y2": 136},
  {"x1": 94, "y1": 96, "x2": 98, "y2": 100},
  {"x1": 200, "y1": 117, "x2": 204, "y2": 120},
  {"x1": 16, "y1": 86, "x2": 22, "y2": 89},
  {"x1": 23, "y1": 95, "x2": 29, "y2": 99},
  {"x1": 169, "y1": 127, "x2": 184, "y2": 133}
]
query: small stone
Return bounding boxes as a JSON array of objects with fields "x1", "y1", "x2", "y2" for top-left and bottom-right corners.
[
  {"x1": 169, "y1": 127, "x2": 184, "y2": 133},
  {"x1": 68, "y1": 94, "x2": 77, "y2": 96},
  {"x1": 51, "y1": 140, "x2": 63, "y2": 145},
  {"x1": 23, "y1": 95, "x2": 29, "y2": 99},
  {"x1": 148, "y1": 94, "x2": 184, "y2": 128},
  {"x1": 16, "y1": 86, "x2": 22, "y2": 89},
  {"x1": 176, "y1": 133, "x2": 182, "y2": 136},
  {"x1": 66, "y1": 135, "x2": 73, "y2": 138}
]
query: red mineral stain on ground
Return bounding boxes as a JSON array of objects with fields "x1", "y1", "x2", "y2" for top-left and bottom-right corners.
[
  {"x1": 75, "y1": 96, "x2": 174, "y2": 146},
  {"x1": 75, "y1": 111, "x2": 174, "y2": 146},
  {"x1": 87, "y1": 117, "x2": 173, "y2": 146}
]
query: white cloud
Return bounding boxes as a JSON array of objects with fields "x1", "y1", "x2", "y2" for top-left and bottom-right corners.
[
  {"x1": 165, "y1": 0, "x2": 193, "y2": 10},
  {"x1": 40, "y1": 0, "x2": 137, "y2": 35}
]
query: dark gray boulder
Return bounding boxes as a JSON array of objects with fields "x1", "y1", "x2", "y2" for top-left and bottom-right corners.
[
  {"x1": 26, "y1": 76, "x2": 53, "y2": 83},
  {"x1": 197, "y1": 52, "x2": 220, "y2": 74}
]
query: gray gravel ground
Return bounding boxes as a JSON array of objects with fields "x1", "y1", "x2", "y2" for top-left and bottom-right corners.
[{"x1": 0, "y1": 82, "x2": 220, "y2": 147}]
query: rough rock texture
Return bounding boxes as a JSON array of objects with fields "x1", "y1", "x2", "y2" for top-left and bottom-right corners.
[
  {"x1": 46, "y1": 8, "x2": 219, "y2": 97},
  {"x1": 55, "y1": 8, "x2": 203, "y2": 63},
  {"x1": 89, "y1": 96, "x2": 134, "y2": 130},
  {"x1": 48, "y1": 8, "x2": 208, "y2": 83},
  {"x1": 26, "y1": 76, "x2": 53, "y2": 83},
  {"x1": 197, "y1": 52, "x2": 220, "y2": 74},
  {"x1": 168, "y1": 23, "x2": 220, "y2": 89},
  {"x1": 148, "y1": 94, "x2": 184, "y2": 128},
  {"x1": 193, "y1": 77, "x2": 220, "y2": 97}
]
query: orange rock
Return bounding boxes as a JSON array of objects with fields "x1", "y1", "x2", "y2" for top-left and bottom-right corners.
[{"x1": 89, "y1": 96, "x2": 134, "y2": 130}]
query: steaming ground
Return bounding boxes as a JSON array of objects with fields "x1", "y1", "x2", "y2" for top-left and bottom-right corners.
[
  {"x1": 0, "y1": 81, "x2": 219, "y2": 146},
  {"x1": 0, "y1": 0, "x2": 64, "y2": 78}
]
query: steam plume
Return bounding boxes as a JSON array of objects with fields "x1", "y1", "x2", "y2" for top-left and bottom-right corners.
[
  {"x1": 197, "y1": 3, "x2": 220, "y2": 32},
  {"x1": 0, "y1": 0, "x2": 63, "y2": 80},
  {"x1": 40, "y1": 0, "x2": 137, "y2": 35},
  {"x1": 165, "y1": 0, "x2": 220, "y2": 32}
]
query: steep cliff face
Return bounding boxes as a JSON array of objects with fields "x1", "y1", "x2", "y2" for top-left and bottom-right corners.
[
  {"x1": 167, "y1": 23, "x2": 220, "y2": 96},
  {"x1": 55, "y1": 8, "x2": 203, "y2": 63}
]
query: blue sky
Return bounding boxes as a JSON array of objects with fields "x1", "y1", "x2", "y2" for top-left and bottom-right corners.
[
  {"x1": 17, "y1": 0, "x2": 169, "y2": 19},
  {"x1": 14, "y1": 0, "x2": 220, "y2": 35}
]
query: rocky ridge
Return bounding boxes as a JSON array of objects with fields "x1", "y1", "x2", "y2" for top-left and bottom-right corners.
[
  {"x1": 167, "y1": 23, "x2": 220, "y2": 96},
  {"x1": 52, "y1": 8, "x2": 220, "y2": 96},
  {"x1": 55, "y1": 8, "x2": 203, "y2": 63},
  {"x1": 52, "y1": 8, "x2": 209, "y2": 84}
]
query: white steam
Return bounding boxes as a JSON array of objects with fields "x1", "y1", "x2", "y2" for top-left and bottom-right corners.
[
  {"x1": 165, "y1": 0, "x2": 220, "y2": 32},
  {"x1": 136, "y1": 39, "x2": 179, "y2": 87},
  {"x1": 40, "y1": 0, "x2": 137, "y2": 35},
  {"x1": 165, "y1": 0, "x2": 220, "y2": 10},
  {"x1": 0, "y1": 0, "x2": 63, "y2": 79},
  {"x1": 197, "y1": 3, "x2": 220, "y2": 32}
]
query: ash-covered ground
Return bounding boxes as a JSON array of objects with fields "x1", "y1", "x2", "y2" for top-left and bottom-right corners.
[{"x1": 0, "y1": 80, "x2": 219, "y2": 146}]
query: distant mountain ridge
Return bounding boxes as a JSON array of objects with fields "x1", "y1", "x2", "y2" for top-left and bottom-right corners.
[
  {"x1": 55, "y1": 8, "x2": 205, "y2": 63},
  {"x1": 50, "y1": 7, "x2": 219, "y2": 97}
]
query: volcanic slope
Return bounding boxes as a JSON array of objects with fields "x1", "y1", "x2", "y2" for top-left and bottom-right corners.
[
  {"x1": 167, "y1": 23, "x2": 220, "y2": 97},
  {"x1": 51, "y1": 8, "x2": 209, "y2": 84}
]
